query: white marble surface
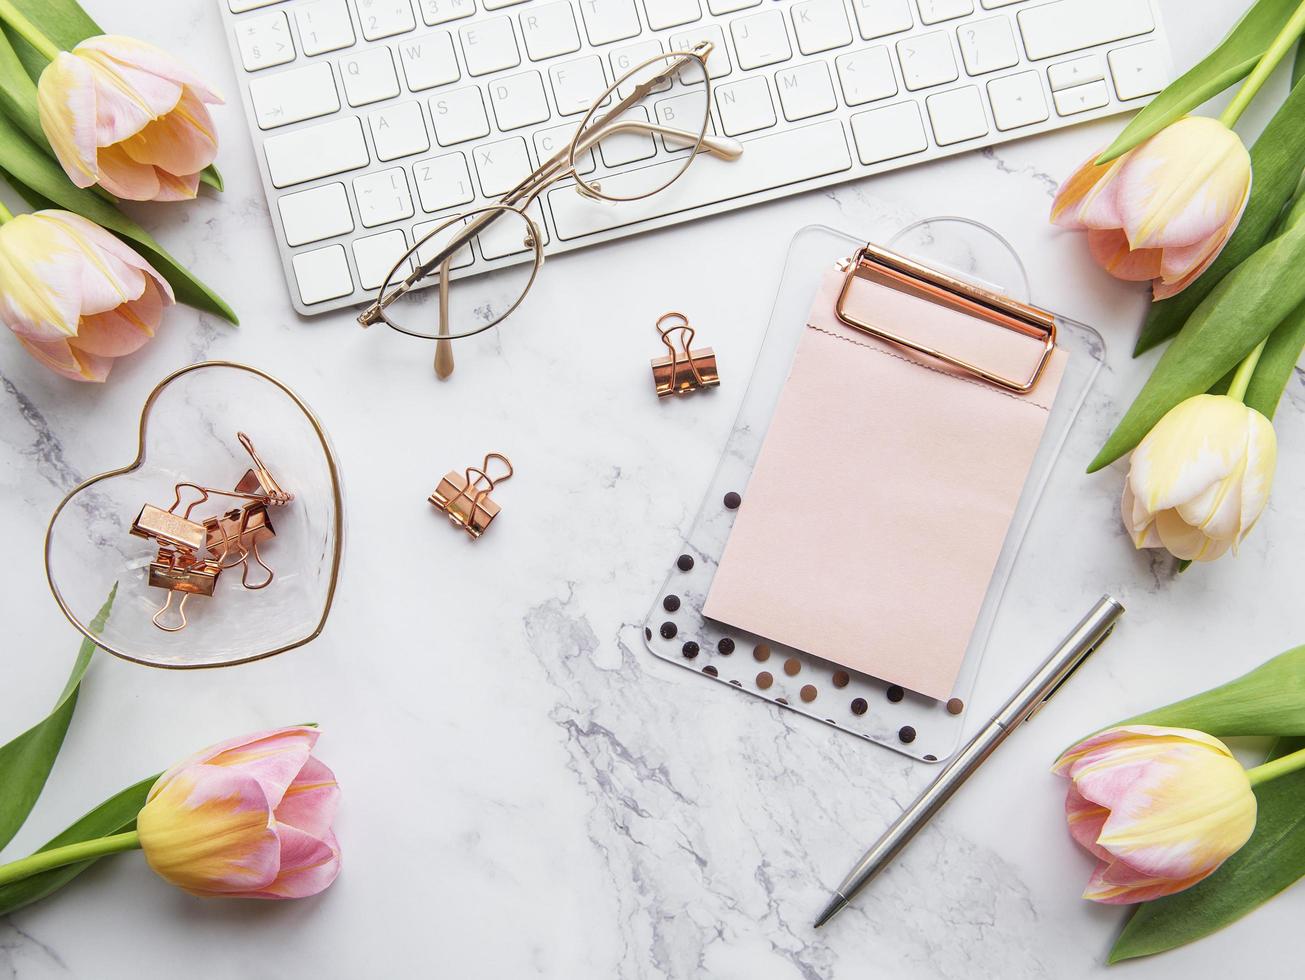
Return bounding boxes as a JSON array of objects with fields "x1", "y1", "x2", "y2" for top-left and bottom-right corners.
[{"x1": 2, "y1": 0, "x2": 1302, "y2": 976}]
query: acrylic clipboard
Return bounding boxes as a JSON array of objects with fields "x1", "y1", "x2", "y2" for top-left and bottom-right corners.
[{"x1": 642, "y1": 220, "x2": 1106, "y2": 762}]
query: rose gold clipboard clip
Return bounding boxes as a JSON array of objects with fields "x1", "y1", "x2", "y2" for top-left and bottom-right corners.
[{"x1": 835, "y1": 243, "x2": 1057, "y2": 394}]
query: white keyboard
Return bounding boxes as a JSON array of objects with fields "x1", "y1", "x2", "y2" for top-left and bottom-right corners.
[{"x1": 220, "y1": 0, "x2": 1171, "y2": 315}]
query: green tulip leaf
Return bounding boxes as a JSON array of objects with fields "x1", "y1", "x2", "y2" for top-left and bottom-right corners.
[
  {"x1": 1121, "y1": 645, "x2": 1305, "y2": 736},
  {"x1": 1089, "y1": 195, "x2": 1305, "y2": 471},
  {"x1": 0, "y1": 587, "x2": 113, "y2": 853},
  {"x1": 1295, "y1": 37, "x2": 1305, "y2": 85},
  {"x1": 0, "y1": 109, "x2": 238, "y2": 323},
  {"x1": 0, "y1": 774, "x2": 158, "y2": 917},
  {"x1": 1, "y1": 0, "x2": 222, "y2": 191},
  {"x1": 1244, "y1": 293, "x2": 1305, "y2": 421},
  {"x1": 1108, "y1": 736, "x2": 1305, "y2": 962},
  {"x1": 1134, "y1": 72, "x2": 1305, "y2": 355},
  {"x1": 0, "y1": 22, "x2": 41, "y2": 148},
  {"x1": 1098, "y1": 0, "x2": 1304, "y2": 164}
]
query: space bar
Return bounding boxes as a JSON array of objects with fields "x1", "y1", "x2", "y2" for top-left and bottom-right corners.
[{"x1": 548, "y1": 120, "x2": 852, "y2": 241}]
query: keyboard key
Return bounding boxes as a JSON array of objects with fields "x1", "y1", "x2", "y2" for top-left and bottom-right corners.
[
  {"x1": 611, "y1": 40, "x2": 666, "y2": 94},
  {"x1": 478, "y1": 201, "x2": 549, "y2": 258},
  {"x1": 987, "y1": 70, "x2": 1048, "y2": 129},
  {"x1": 419, "y1": 0, "x2": 475, "y2": 25},
  {"x1": 549, "y1": 119, "x2": 851, "y2": 240},
  {"x1": 295, "y1": 0, "x2": 356, "y2": 56},
  {"x1": 836, "y1": 46, "x2": 898, "y2": 105},
  {"x1": 485, "y1": 0, "x2": 532, "y2": 7},
  {"x1": 264, "y1": 116, "x2": 369, "y2": 186},
  {"x1": 249, "y1": 62, "x2": 340, "y2": 129},
  {"x1": 369, "y1": 101, "x2": 431, "y2": 159},
  {"x1": 791, "y1": 0, "x2": 853, "y2": 55},
  {"x1": 473, "y1": 136, "x2": 534, "y2": 195},
  {"x1": 707, "y1": 0, "x2": 760, "y2": 12},
  {"x1": 669, "y1": 25, "x2": 731, "y2": 78},
  {"x1": 850, "y1": 101, "x2": 928, "y2": 163},
  {"x1": 354, "y1": 0, "x2": 416, "y2": 40},
  {"x1": 399, "y1": 33, "x2": 461, "y2": 91},
  {"x1": 412, "y1": 218, "x2": 474, "y2": 268},
  {"x1": 715, "y1": 76, "x2": 776, "y2": 136},
  {"x1": 353, "y1": 229, "x2": 410, "y2": 289},
  {"x1": 926, "y1": 85, "x2": 988, "y2": 144},
  {"x1": 1110, "y1": 41, "x2": 1167, "y2": 100},
  {"x1": 654, "y1": 92, "x2": 712, "y2": 139},
  {"x1": 897, "y1": 31, "x2": 957, "y2": 90},
  {"x1": 413, "y1": 152, "x2": 476, "y2": 210},
  {"x1": 643, "y1": 0, "x2": 702, "y2": 30},
  {"x1": 597, "y1": 107, "x2": 657, "y2": 165},
  {"x1": 1053, "y1": 78, "x2": 1109, "y2": 115},
  {"x1": 916, "y1": 0, "x2": 973, "y2": 25},
  {"x1": 460, "y1": 17, "x2": 521, "y2": 76},
  {"x1": 980, "y1": 0, "x2": 1025, "y2": 6},
  {"x1": 431, "y1": 86, "x2": 491, "y2": 144},
  {"x1": 534, "y1": 123, "x2": 596, "y2": 172},
  {"x1": 278, "y1": 183, "x2": 354, "y2": 246},
  {"x1": 1048, "y1": 54, "x2": 1103, "y2": 91},
  {"x1": 1018, "y1": 0, "x2": 1154, "y2": 61},
  {"x1": 521, "y1": 2, "x2": 582, "y2": 60},
  {"x1": 235, "y1": 11, "x2": 295, "y2": 71},
  {"x1": 851, "y1": 0, "x2": 913, "y2": 40},
  {"x1": 341, "y1": 48, "x2": 401, "y2": 106},
  {"x1": 354, "y1": 167, "x2": 416, "y2": 226},
  {"x1": 580, "y1": 0, "x2": 642, "y2": 45},
  {"x1": 293, "y1": 244, "x2": 353, "y2": 304},
  {"x1": 775, "y1": 63, "x2": 837, "y2": 121},
  {"x1": 488, "y1": 71, "x2": 552, "y2": 130},
  {"x1": 731, "y1": 10, "x2": 792, "y2": 70},
  {"x1": 229, "y1": 0, "x2": 282, "y2": 10},
  {"x1": 957, "y1": 17, "x2": 1018, "y2": 75},
  {"x1": 550, "y1": 56, "x2": 609, "y2": 115}
]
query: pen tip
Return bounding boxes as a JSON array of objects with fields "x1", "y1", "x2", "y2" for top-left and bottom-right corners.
[{"x1": 813, "y1": 894, "x2": 848, "y2": 929}]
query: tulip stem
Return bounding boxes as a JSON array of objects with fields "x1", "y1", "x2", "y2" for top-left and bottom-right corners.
[
  {"x1": 1219, "y1": 0, "x2": 1305, "y2": 128},
  {"x1": 0, "y1": 198, "x2": 13, "y2": 223},
  {"x1": 1247, "y1": 745, "x2": 1305, "y2": 787},
  {"x1": 0, "y1": 831, "x2": 140, "y2": 888},
  {"x1": 1226, "y1": 338, "x2": 1268, "y2": 404},
  {"x1": 0, "y1": 0, "x2": 62, "y2": 61}
]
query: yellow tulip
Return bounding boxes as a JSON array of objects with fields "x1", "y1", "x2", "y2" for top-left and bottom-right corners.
[
  {"x1": 1122, "y1": 394, "x2": 1276, "y2": 561},
  {"x1": 37, "y1": 35, "x2": 222, "y2": 201},
  {"x1": 1052, "y1": 117, "x2": 1251, "y2": 299},
  {"x1": 1053, "y1": 726, "x2": 1257, "y2": 904}
]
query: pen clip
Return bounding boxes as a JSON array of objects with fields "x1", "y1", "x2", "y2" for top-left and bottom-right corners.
[{"x1": 1025, "y1": 623, "x2": 1117, "y2": 721}]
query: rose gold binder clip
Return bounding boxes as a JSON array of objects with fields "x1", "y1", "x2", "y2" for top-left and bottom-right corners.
[
  {"x1": 429, "y1": 453, "x2": 513, "y2": 539},
  {"x1": 128, "y1": 433, "x2": 292, "y2": 631},
  {"x1": 651, "y1": 312, "x2": 719, "y2": 397}
]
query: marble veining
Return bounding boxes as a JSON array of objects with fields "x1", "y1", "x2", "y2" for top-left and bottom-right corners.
[{"x1": 0, "y1": 0, "x2": 1301, "y2": 977}]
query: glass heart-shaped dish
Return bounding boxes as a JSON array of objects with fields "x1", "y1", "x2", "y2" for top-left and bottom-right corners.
[{"x1": 45, "y1": 362, "x2": 344, "y2": 668}]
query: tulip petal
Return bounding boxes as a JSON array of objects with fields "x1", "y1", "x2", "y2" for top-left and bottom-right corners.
[
  {"x1": 138, "y1": 764, "x2": 280, "y2": 896},
  {"x1": 1083, "y1": 859, "x2": 1214, "y2": 904},
  {"x1": 71, "y1": 277, "x2": 165, "y2": 356},
  {"x1": 252, "y1": 826, "x2": 341, "y2": 899},
  {"x1": 1128, "y1": 396, "x2": 1250, "y2": 515},
  {"x1": 155, "y1": 726, "x2": 320, "y2": 812},
  {"x1": 0, "y1": 215, "x2": 87, "y2": 340},
  {"x1": 151, "y1": 168, "x2": 202, "y2": 202},
  {"x1": 1155, "y1": 507, "x2": 1232, "y2": 561},
  {"x1": 17, "y1": 336, "x2": 112, "y2": 382},
  {"x1": 119, "y1": 89, "x2": 218, "y2": 177},
  {"x1": 1120, "y1": 482, "x2": 1161, "y2": 548},
  {"x1": 77, "y1": 47, "x2": 184, "y2": 146},
  {"x1": 36, "y1": 54, "x2": 100, "y2": 189},
  {"x1": 1236, "y1": 410, "x2": 1277, "y2": 542},
  {"x1": 95, "y1": 143, "x2": 163, "y2": 200},
  {"x1": 1115, "y1": 117, "x2": 1250, "y2": 251},
  {"x1": 78, "y1": 35, "x2": 224, "y2": 106},
  {"x1": 1087, "y1": 228, "x2": 1164, "y2": 281},
  {"x1": 1051, "y1": 155, "x2": 1117, "y2": 229},
  {"x1": 1066, "y1": 786, "x2": 1112, "y2": 862},
  {"x1": 274, "y1": 756, "x2": 340, "y2": 839}
]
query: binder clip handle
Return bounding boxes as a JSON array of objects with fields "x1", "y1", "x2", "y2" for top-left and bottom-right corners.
[
  {"x1": 238, "y1": 432, "x2": 293, "y2": 505},
  {"x1": 152, "y1": 590, "x2": 191, "y2": 633},
  {"x1": 656, "y1": 312, "x2": 700, "y2": 385}
]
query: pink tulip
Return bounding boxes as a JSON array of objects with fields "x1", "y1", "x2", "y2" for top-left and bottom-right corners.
[
  {"x1": 136, "y1": 726, "x2": 341, "y2": 899},
  {"x1": 1051, "y1": 117, "x2": 1251, "y2": 300},
  {"x1": 0, "y1": 209, "x2": 173, "y2": 382},
  {"x1": 37, "y1": 35, "x2": 222, "y2": 201},
  {"x1": 1052, "y1": 725, "x2": 1256, "y2": 904}
]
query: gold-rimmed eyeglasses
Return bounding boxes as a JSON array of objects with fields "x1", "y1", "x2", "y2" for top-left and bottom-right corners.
[{"x1": 356, "y1": 42, "x2": 741, "y2": 378}]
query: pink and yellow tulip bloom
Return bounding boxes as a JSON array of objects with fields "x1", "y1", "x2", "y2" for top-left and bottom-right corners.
[
  {"x1": 136, "y1": 726, "x2": 341, "y2": 899},
  {"x1": 1051, "y1": 116, "x2": 1251, "y2": 300},
  {"x1": 1053, "y1": 725, "x2": 1256, "y2": 904},
  {"x1": 37, "y1": 35, "x2": 222, "y2": 201},
  {"x1": 0, "y1": 208, "x2": 173, "y2": 382},
  {"x1": 1122, "y1": 393, "x2": 1277, "y2": 562}
]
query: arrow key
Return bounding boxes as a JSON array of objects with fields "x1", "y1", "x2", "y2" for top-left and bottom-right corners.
[
  {"x1": 987, "y1": 70, "x2": 1049, "y2": 130},
  {"x1": 1047, "y1": 54, "x2": 1104, "y2": 92},
  {"x1": 1109, "y1": 41, "x2": 1168, "y2": 101}
]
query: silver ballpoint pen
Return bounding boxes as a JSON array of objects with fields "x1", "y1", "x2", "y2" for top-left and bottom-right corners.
[{"x1": 813, "y1": 594, "x2": 1126, "y2": 929}]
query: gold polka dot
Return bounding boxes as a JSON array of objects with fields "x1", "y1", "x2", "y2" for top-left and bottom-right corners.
[
  {"x1": 800, "y1": 684, "x2": 818, "y2": 703},
  {"x1": 756, "y1": 671, "x2": 774, "y2": 690},
  {"x1": 832, "y1": 670, "x2": 850, "y2": 688},
  {"x1": 753, "y1": 643, "x2": 771, "y2": 662},
  {"x1": 783, "y1": 657, "x2": 801, "y2": 676},
  {"x1": 946, "y1": 698, "x2": 964, "y2": 715}
]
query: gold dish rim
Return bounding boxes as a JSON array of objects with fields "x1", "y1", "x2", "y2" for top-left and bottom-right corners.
[{"x1": 43, "y1": 360, "x2": 345, "y2": 670}]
